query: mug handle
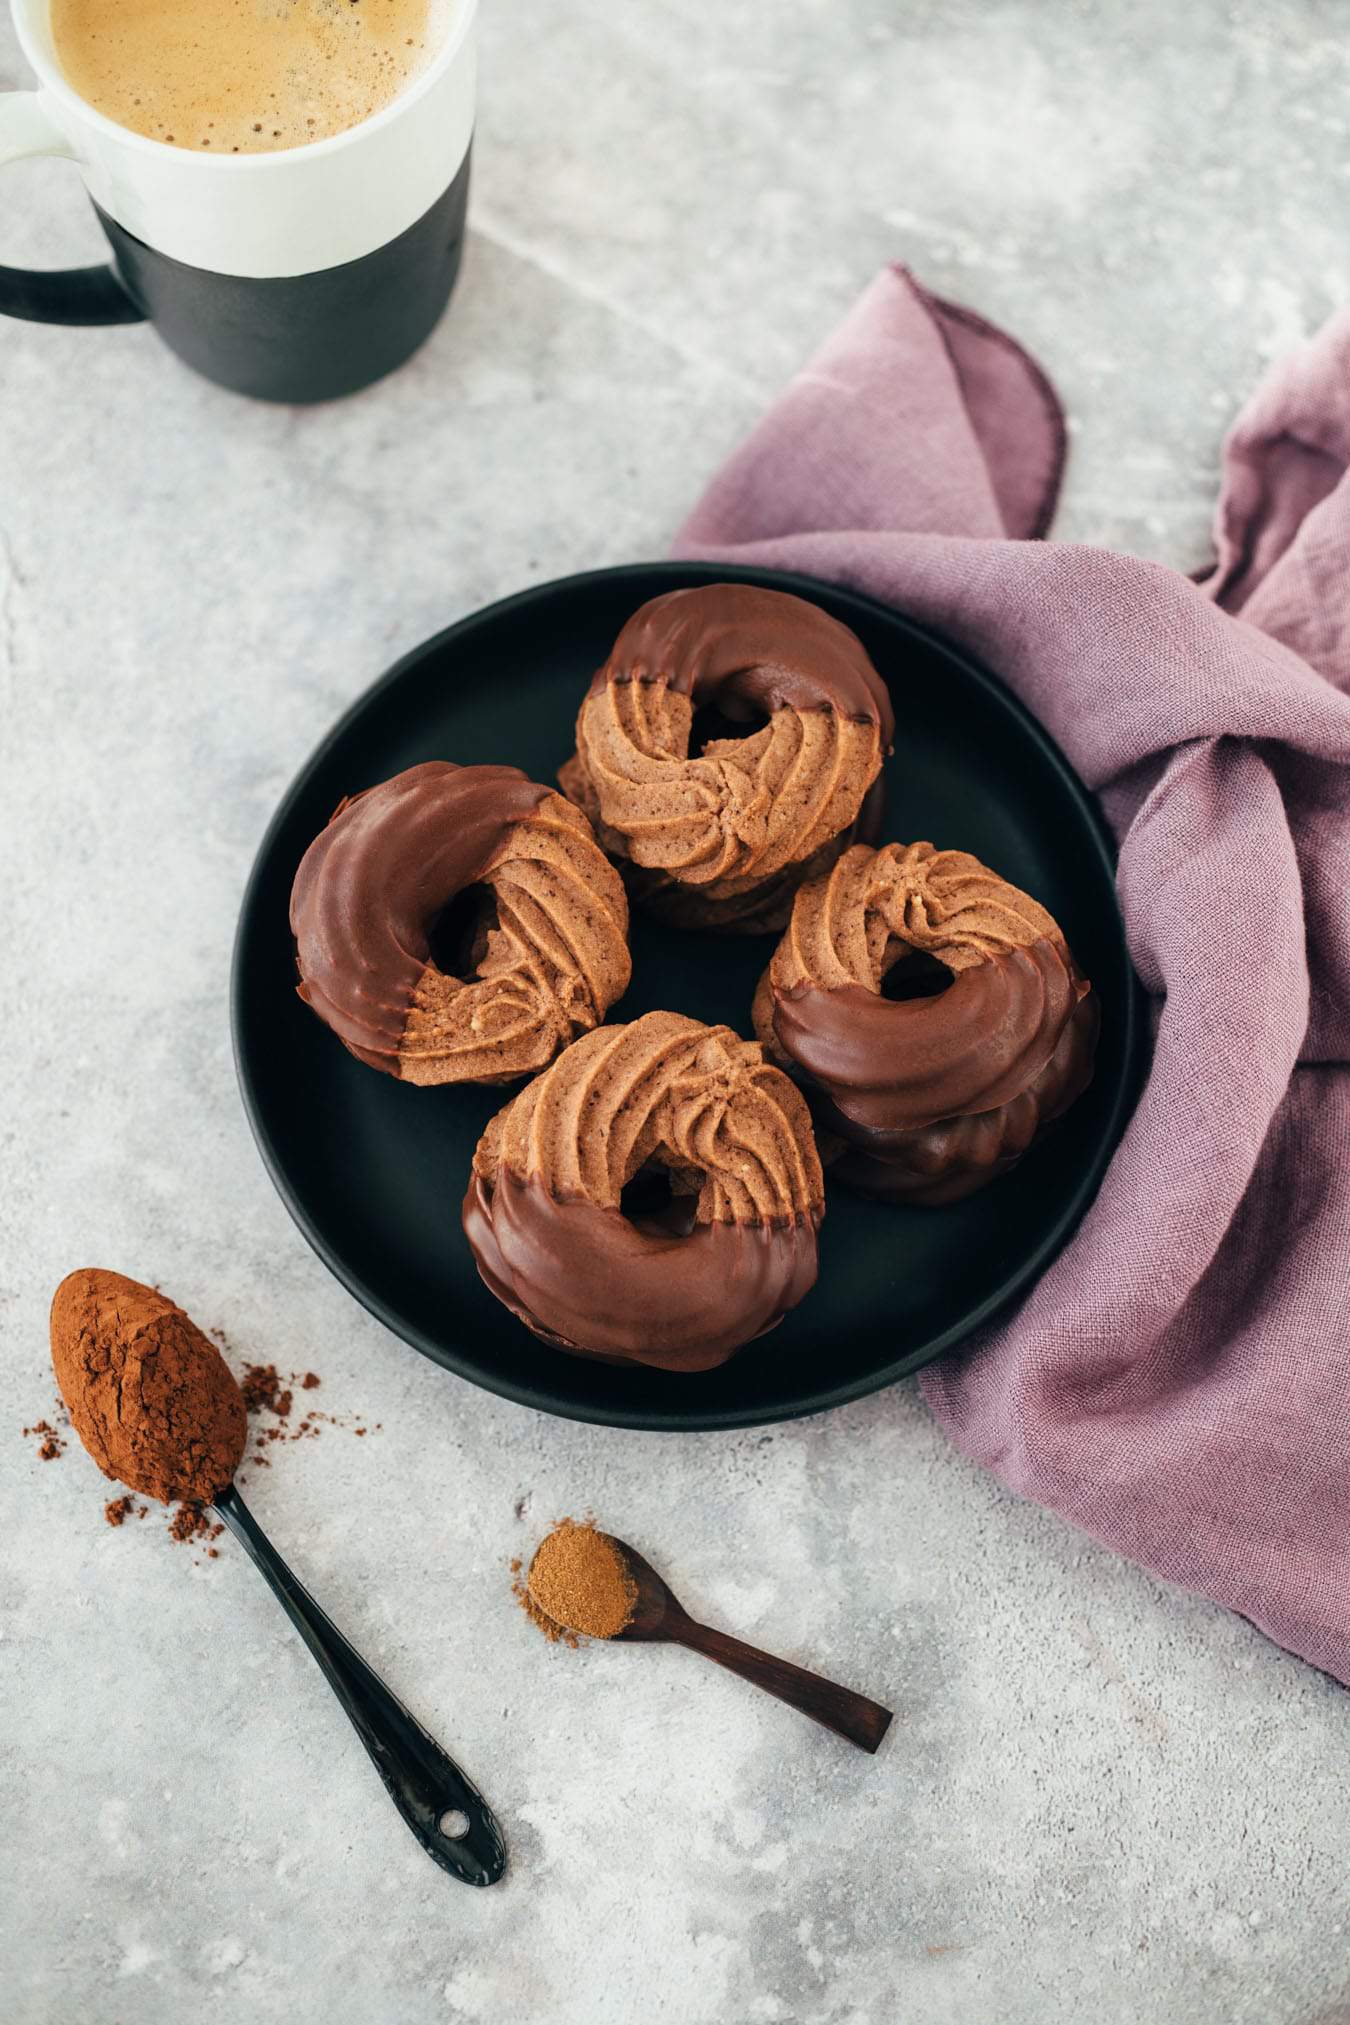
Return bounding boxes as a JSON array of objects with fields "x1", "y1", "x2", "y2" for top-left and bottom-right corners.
[{"x1": 0, "y1": 91, "x2": 144, "y2": 324}]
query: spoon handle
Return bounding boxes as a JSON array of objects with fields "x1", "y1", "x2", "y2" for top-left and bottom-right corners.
[
  {"x1": 213, "y1": 1484, "x2": 506, "y2": 1885},
  {"x1": 677, "y1": 1618, "x2": 893, "y2": 1754}
]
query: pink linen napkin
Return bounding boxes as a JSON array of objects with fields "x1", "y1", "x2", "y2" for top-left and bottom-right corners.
[{"x1": 675, "y1": 268, "x2": 1350, "y2": 1682}]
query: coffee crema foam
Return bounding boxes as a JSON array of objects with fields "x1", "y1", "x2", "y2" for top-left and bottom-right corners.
[{"x1": 51, "y1": 0, "x2": 444, "y2": 154}]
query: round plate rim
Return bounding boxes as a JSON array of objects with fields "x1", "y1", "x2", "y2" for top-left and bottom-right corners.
[{"x1": 231, "y1": 560, "x2": 1144, "y2": 1432}]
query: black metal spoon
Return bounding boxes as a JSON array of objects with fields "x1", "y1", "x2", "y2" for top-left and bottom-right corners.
[{"x1": 213, "y1": 1482, "x2": 506, "y2": 1886}]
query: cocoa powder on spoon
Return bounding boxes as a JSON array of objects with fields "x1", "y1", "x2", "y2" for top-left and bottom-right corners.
[{"x1": 50, "y1": 1268, "x2": 246, "y2": 1505}]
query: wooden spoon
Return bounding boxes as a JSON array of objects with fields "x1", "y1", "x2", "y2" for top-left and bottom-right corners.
[{"x1": 607, "y1": 1536, "x2": 893, "y2": 1754}]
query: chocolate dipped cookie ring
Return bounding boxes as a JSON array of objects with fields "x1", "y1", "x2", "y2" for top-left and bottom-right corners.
[
  {"x1": 463, "y1": 1011, "x2": 825, "y2": 1370},
  {"x1": 559, "y1": 583, "x2": 894, "y2": 932},
  {"x1": 753, "y1": 842, "x2": 1099, "y2": 1205},
  {"x1": 290, "y1": 761, "x2": 631, "y2": 1084}
]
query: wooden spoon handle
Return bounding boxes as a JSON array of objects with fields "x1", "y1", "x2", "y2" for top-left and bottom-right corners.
[{"x1": 677, "y1": 1619, "x2": 892, "y2": 1753}]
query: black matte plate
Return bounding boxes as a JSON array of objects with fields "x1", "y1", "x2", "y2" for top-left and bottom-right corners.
[{"x1": 232, "y1": 563, "x2": 1143, "y2": 1430}]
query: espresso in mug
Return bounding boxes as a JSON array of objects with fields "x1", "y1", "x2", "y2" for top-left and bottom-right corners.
[{"x1": 50, "y1": 0, "x2": 445, "y2": 154}]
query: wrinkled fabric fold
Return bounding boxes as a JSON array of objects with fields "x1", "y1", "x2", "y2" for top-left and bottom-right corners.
[{"x1": 676, "y1": 264, "x2": 1350, "y2": 1683}]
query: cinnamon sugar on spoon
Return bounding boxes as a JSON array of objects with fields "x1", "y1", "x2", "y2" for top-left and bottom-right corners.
[
  {"x1": 513, "y1": 1519, "x2": 638, "y2": 1646},
  {"x1": 512, "y1": 1518, "x2": 894, "y2": 1752}
]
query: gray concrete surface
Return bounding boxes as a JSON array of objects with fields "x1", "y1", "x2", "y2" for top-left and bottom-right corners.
[{"x1": 4, "y1": 2, "x2": 1350, "y2": 2020}]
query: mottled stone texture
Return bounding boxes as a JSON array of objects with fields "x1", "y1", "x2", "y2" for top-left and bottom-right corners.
[{"x1": 4, "y1": 3, "x2": 1350, "y2": 2021}]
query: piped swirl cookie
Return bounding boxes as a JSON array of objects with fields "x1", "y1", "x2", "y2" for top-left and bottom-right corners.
[
  {"x1": 463, "y1": 1011, "x2": 825, "y2": 1370},
  {"x1": 290, "y1": 761, "x2": 631, "y2": 1084},
  {"x1": 559, "y1": 584, "x2": 893, "y2": 932},
  {"x1": 753, "y1": 842, "x2": 1099, "y2": 1204}
]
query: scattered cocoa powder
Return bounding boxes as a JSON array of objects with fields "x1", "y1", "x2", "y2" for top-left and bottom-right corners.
[
  {"x1": 240, "y1": 1364, "x2": 375, "y2": 1457},
  {"x1": 167, "y1": 1504, "x2": 224, "y2": 1548},
  {"x1": 241, "y1": 1362, "x2": 288, "y2": 1415},
  {"x1": 22, "y1": 1418, "x2": 67, "y2": 1461},
  {"x1": 104, "y1": 1495, "x2": 138, "y2": 1526},
  {"x1": 515, "y1": 1519, "x2": 638, "y2": 1645}
]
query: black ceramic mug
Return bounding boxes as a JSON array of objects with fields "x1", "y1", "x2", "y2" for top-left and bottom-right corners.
[{"x1": 0, "y1": 0, "x2": 475, "y2": 401}]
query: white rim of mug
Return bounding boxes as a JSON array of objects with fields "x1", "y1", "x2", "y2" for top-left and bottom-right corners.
[{"x1": 10, "y1": 0, "x2": 476, "y2": 168}]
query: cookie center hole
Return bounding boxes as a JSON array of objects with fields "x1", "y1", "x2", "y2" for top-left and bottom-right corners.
[
  {"x1": 690, "y1": 700, "x2": 770, "y2": 754},
  {"x1": 427, "y1": 884, "x2": 498, "y2": 978},
  {"x1": 880, "y1": 949, "x2": 951, "y2": 1002},
  {"x1": 620, "y1": 1163, "x2": 698, "y2": 1238}
]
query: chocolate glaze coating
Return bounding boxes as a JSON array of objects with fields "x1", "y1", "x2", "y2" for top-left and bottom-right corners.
[
  {"x1": 756, "y1": 841, "x2": 1099, "y2": 1206},
  {"x1": 590, "y1": 582, "x2": 895, "y2": 737},
  {"x1": 463, "y1": 1172, "x2": 819, "y2": 1372},
  {"x1": 774, "y1": 940, "x2": 1082, "y2": 1142},
  {"x1": 462, "y1": 1012, "x2": 825, "y2": 1370},
  {"x1": 825, "y1": 990, "x2": 1101, "y2": 1204},
  {"x1": 290, "y1": 761, "x2": 548, "y2": 1071}
]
